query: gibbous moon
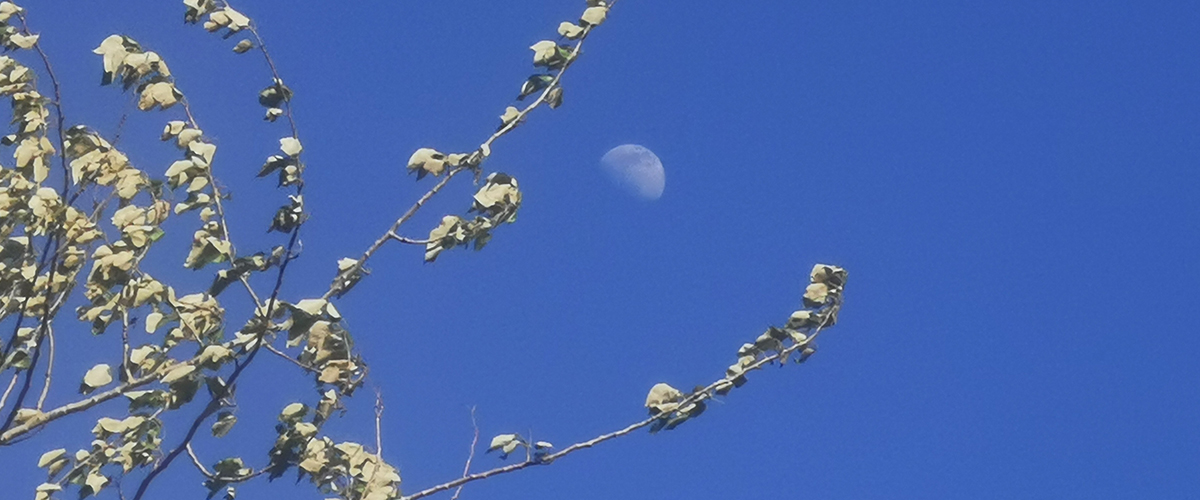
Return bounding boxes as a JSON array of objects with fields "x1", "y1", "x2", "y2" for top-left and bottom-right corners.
[{"x1": 600, "y1": 144, "x2": 665, "y2": 200}]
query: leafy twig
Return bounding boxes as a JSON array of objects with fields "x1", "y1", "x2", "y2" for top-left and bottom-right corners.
[
  {"x1": 324, "y1": 166, "x2": 469, "y2": 299},
  {"x1": 403, "y1": 298, "x2": 838, "y2": 500}
]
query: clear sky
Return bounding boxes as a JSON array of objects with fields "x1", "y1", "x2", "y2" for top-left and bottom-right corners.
[{"x1": 3, "y1": 1, "x2": 1199, "y2": 498}]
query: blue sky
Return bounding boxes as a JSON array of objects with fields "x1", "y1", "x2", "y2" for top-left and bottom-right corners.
[{"x1": 3, "y1": 0, "x2": 1199, "y2": 498}]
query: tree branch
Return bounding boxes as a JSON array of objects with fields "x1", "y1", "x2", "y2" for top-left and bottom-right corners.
[
  {"x1": 324, "y1": 166, "x2": 468, "y2": 299},
  {"x1": 132, "y1": 334, "x2": 268, "y2": 500},
  {"x1": 0, "y1": 340, "x2": 234, "y2": 445},
  {"x1": 403, "y1": 295, "x2": 838, "y2": 500},
  {"x1": 327, "y1": 3, "x2": 618, "y2": 299}
]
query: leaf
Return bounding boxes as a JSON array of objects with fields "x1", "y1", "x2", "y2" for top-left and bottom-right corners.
[
  {"x1": 81, "y1": 364, "x2": 113, "y2": 393},
  {"x1": 803, "y1": 283, "x2": 829, "y2": 307},
  {"x1": 518, "y1": 74, "x2": 554, "y2": 100},
  {"x1": 35, "y1": 483, "x2": 61, "y2": 500},
  {"x1": 162, "y1": 364, "x2": 196, "y2": 384},
  {"x1": 145, "y1": 311, "x2": 165, "y2": 333},
  {"x1": 487, "y1": 433, "x2": 520, "y2": 452},
  {"x1": 530, "y1": 40, "x2": 558, "y2": 66},
  {"x1": 212, "y1": 411, "x2": 237, "y2": 437},
  {"x1": 558, "y1": 22, "x2": 585, "y2": 39},
  {"x1": 580, "y1": 6, "x2": 608, "y2": 26},
  {"x1": 280, "y1": 402, "x2": 307, "y2": 422},
  {"x1": 0, "y1": 2, "x2": 22, "y2": 23},
  {"x1": 645, "y1": 383, "x2": 683, "y2": 414},
  {"x1": 293, "y1": 298, "x2": 328, "y2": 317},
  {"x1": 279, "y1": 137, "x2": 302, "y2": 157},
  {"x1": 810, "y1": 264, "x2": 848, "y2": 286},
  {"x1": 543, "y1": 87, "x2": 563, "y2": 109},
  {"x1": 786, "y1": 310, "x2": 816, "y2": 329},
  {"x1": 499, "y1": 106, "x2": 521, "y2": 128},
  {"x1": 233, "y1": 39, "x2": 254, "y2": 53},
  {"x1": 84, "y1": 470, "x2": 108, "y2": 495},
  {"x1": 10, "y1": 33, "x2": 39, "y2": 49},
  {"x1": 424, "y1": 215, "x2": 463, "y2": 262},
  {"x1": 37, "y1": 449, "x2": 67, "y2": 468},
  {"x1": 406, "y1": 148, "x2": 446, "y2": 179}
]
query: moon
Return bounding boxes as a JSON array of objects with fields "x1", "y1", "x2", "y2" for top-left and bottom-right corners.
[{"x1": 600, "y1": 144, "x2": 665, "y2": 201}]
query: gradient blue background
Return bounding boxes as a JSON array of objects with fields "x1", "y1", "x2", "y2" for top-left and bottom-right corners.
[{"x1": 2, "y1": 1, "x2": 1198, "y2": 498}]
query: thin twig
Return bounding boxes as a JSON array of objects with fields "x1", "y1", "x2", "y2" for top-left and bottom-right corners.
[
  {"x1": 374, "y1": 390, "x2": 384, "y2": 460},
  {"x1": 35, "y1": 324, "x2": 54, "y2": 410},
  {"x1": 120, "y1": 310, "x2": 134, "y2": 382},
  {"x1": 17, "y1": 12, "x2": 70, "y2": 191},
  {"x1": 263, "y1": 343, "x2": 316, "y2": 373},
  {"x1": 386, "y1": 232, "x2": 434, "y2": 245},
  {"x1": 186, "y1": 441, "x2": 269, "y2": 483},
  {"x1": 0, "y1": 373, "x2": 18, "y2": 412},
  {"x1": 185, "y1": 443, "x2": 212, "y2": 477},
  {"x1": 0, "y1": 343, "x2": 224, "y2": 444},
  {"x1": 449, "y1": 407, "x2": 480, "y2": 500}
]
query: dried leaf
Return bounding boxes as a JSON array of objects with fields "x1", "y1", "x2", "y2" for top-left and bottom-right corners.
[
  {"x1": 488, "y1": 433, "x2": 520, "y2": 452},
  {"x1": 803, "y1": 283, "x2": 829, "y2": 307},
  {"x1": 81, "y1": 364, "x2": 113, "y2": 392},
  {"x1": 645, "y1": 383, "x2": 683, "y2": 414},
  {"x1": 37, "y1": 449, "x2": 67, "y2": 468},
  {"x1": 580, "y1": 6, "x2": 608, "y2": 26},
  {"x1": 558, "y1": 22, "x2": 585, "y2": 39},
  {"x1": 279, "y1": 137, "x2": 302, "y2": 157},
  {"x1": 233, "y1": 39, "x2": 254, "y2": 53}
]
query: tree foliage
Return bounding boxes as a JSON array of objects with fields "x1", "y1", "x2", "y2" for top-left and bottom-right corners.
[{"x1": 0, "y1": 1, "x2": 848, "y2": 499}]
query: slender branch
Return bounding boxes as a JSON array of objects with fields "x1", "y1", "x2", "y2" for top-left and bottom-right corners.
[
  {"x1": 374, "y1": 390, "x2": 384, "y2": 459},
  {"x1": 323, "y1": 166, "x2": 468, "y2": 299},
  {"x1": 185, "y1": 442, "x2": 212, "y2": 477},
  {"x1": 175, "y1": 93, "x2": 263, "y2": 312},
  {"x1": 35, "y1": 323, "x2": 54, "y2": 410},
  {"x1": 403, "y1": 298, "x2": 838, "y2": 500},
  {"x1": 0, "y1": 373, "x2": 18, "y2": 412},
  {"x1": 186, "y1": 442, "x2": 268, "y2": 484},
  {"x1": 263, "y1": 343, "x2": 315, "y2": 373},
  {"x1": 386, "y1": 233, "x2": 434, "y2": 245},
  {"x1": 449, "y1": 407, "x2": 480, "y2": 500},
  {"x1": 16, "y1": 12, "x2": 70, "y2": 191},
  {"x1": 0, "y1": 344, "x2": 223, "y2": 444},
  {"x1": 120, "y1": 310, "x2": 134, "y2": 382},
  {"x1": 0, "y1": 263, "x2": 80, "y2": 432},
  {"x1": 132, "y1": 334, "x2": 268, "y2": 500},
  {"x1": 328, "y1": 3, "x2": 617, "y2": 299}
]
